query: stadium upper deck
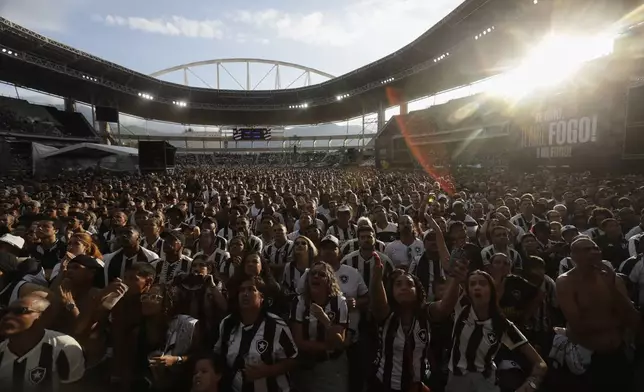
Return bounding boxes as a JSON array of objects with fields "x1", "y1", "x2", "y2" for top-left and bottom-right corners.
[{"x1": 0, "y1": 0, "x2": 633, "y2": 125}]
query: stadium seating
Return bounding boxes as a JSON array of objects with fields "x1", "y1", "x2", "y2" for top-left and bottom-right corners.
[{"x1": 0, "y1": 96, "x2": 97, "y2": 139}]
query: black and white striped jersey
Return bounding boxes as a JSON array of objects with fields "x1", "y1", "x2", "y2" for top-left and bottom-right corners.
[
  {"x1": 325, "y1": 223, "x2": 358, "y2": 245},
  {"x1": 341, "y1": 250, "x2": 394, "y2": 289},
  {"x1": 373, "y1": 311, "x2": 430, "y2": 391},
  {"x1": 628, "y1": 233, "x2": 643, "y2": 257},
  {"x1": 207, "y1": 248, "x2": 229, "y2": 269},
  {"x1": 103, "y1": 247, "x2": 159, "y2": 283},
  {"x1": 281, "y1": 262, "x2": 307, "y2": 296},
  {"x1": 0, "y1": 330, "x2": 85, "y2": 392},
  {"x1": 293, "y1": 295, "x2": 349, "y2": 343},
  {"x1": 216, "y1": 254, "x2": 237, "y2": 280},
  {"x1": 141, "y1": 236, "x2": 164, "y2": 257},
  {"x1": 510, "y1": 214, "x2": 542, "y2": 233},
  {"x1": 217, "y1": 227, "x2": 236, "y2": 242},
  {"x1": 408, "y1": 251, "x2": 445, "y2": 300},
  {"x1": 449, "y1": 303, "x2": 527, "y2": 376},
  {"x1": 193, "y1": 235, "x2": 227, "y2": 254},
  {"x1": 480, "y1": 245, "x2": 523, "y2": 270},
  {"x1": 340, "y1": 238, "x2": 386, "y2": 256},
  {"x1": 151, "y1": 255, "x2": 193, "y2": 284},
  {"x1": 262, "y1": 240, "x2": 294, "y2": 265},
  {"x1": 214, "y1": 312, "x2": 298, "y2": 392}
]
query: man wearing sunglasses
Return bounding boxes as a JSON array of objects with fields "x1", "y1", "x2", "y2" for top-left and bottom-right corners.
[{"x1": 0, "y1": 294, "x2": 85, "y2": 391}]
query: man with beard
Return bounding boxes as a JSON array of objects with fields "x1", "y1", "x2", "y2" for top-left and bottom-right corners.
[
  {"x1": 372, "y1": 205, "x2": 398, "y2": 244},
  {"x1": 481, "y1": 226, "x2": 523, "y2": 270},
  {"x1": 140, "y1": 216, "x2": 165, "y2": 257},
  {"x1": 216, "y1": 205, "x2": 241, "y2": 242},
  {"x1": 0, "y1": 295, "x2": 85, "y2": 391},
  {"x1": 101, "y1": 211, "x2": 127, "y2": 254},
  {"x1": 511, "y1": 195, "x2": 542, "y2": 233},
  {"x1": 341, "y1": 225, "x2": 394, "y2": 290},
  {"x1": 408, "y1": 223, "x2": 449, "y2": 299},
  {"x1": 103, "y1": 226, "x2": 158, "y2": 283},
  {"x1": 29, "y1": 219, "x2": 67, "y2": 279},
  {"x1": 384, "y1": 215, "x2": 423, "y2": 270},
  {"x1": 326, "y1": 205, "x2": 357, "y2": 245},
  {"x1": 233, "y1": 216, "x2": 262, "y2": 252},
  {"x1": 341, "y1": 217, "x2": 386, "y2": 256},
  {"x1": 151, "y1": 230, "x2": 193, "y2": 284},
  {"x1": 556, "y1": 237, "x2": 640, "y2": 391}
]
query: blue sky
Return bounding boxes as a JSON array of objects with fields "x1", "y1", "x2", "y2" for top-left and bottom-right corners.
[{"x1": 2, "y1": 0, "x2": 465, "y2": 87}]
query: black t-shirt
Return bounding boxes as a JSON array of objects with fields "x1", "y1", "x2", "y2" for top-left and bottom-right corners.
[
  {"x1": 597, "y1": 235, "x2": 629, "y2": 269},
  {"x1": 499, "y1": 275, "x2": 539, "y2": 323}
]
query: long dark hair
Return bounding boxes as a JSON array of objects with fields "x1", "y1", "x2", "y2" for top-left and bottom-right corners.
[
  {"x1": 226, "y1": 251, "x2": 279, "y2": 312},
  {"x1": 385, "y1": 268, "x2": 427, "y2": 315},
  {"x1": 464, "y1": 270, "x2": 508, "y2": 331}
]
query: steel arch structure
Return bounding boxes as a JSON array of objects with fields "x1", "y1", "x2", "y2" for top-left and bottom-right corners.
[{"x1": 150, "y1": 58, "x2": 336, "y2": 90}]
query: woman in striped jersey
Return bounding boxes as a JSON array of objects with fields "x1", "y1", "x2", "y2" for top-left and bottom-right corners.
[
  {"x1": 446, "y1": 271, "x2": 546, "y2": 392},
  {"x1": 227, "y1": 252, "x2": 284, "y2": 317},
  {"x1": 291, "y1": 261, "x2": 349, "y2": 392},
  {"x1": 370, "y1": 253, "x2": 467, "y2": 392},
  {"x1": 214, "y1": 276, "x2": 298, "y2": 392},
  {"x1": 281, "y1": 236, "x2": 317, "y2": 302}
]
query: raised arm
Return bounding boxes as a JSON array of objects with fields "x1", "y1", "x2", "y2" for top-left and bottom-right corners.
[{"x1": 370, "y1": 252, "x2": 390, "y2": 323}]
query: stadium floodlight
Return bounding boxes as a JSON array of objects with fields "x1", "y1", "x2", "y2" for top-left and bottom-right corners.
[
  {"x1": 475, "y1": 35, "x2": 479, "y2": 40},
  {"x1": 7, "y1": 51, "x2": 12, "y2": 55},
  {"x1": 173, "y1": 101, "x2": 188, "y2": 107},
  {"x1": 302, "y1": 103, "x2": 309, "y2": 108},
  {"x1": 336, "y1": 95, "x2": 343, "y2": 101},
  {"x1": 139, "y1": 92, "x2": 154, "y2": 100},
  {"x1": 1, "y1": 49, "x2": 5, "y2": 53},
  {"x1": 533, "y1": 0, "x2": 538, "y2": 3}
]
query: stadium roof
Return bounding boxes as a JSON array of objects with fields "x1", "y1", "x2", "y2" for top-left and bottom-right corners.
[{"x1": 0, "y1": 0, "x2": 555, "y2": 125}]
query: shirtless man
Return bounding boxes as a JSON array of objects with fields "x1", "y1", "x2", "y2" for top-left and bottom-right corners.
[{"x1": 556, "y1": 236, "x2": 640, "y2": 391}]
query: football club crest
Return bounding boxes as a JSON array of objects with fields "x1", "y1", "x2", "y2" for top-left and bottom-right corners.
[
  {"x1": 29, "y1": 367, "x2": 47, "y2": 385},
  {"x1": 256, "y1": 339, "x2": 268, "y2": 354},
  {"x1": 486, "y1": 331, "x2": 497, "y2": 345},
  {"x1": 512, "y1": 290, "x2": 521, "y2": 300},
  {"x1": 415, "y1": 247, "x2": 421, "y2": 254},
  {"x1": 266, "y1": 297, "x2": 274, "y2": 307},
  {"x1": 340, "y1": 275, "x2": 349, "y2": 284},
  {"x1": 416, "y1": 329, "x2": 428, "y2": 344},
  {"x1": 326, "y1": 311, "x2": 336, "y2": 322}
]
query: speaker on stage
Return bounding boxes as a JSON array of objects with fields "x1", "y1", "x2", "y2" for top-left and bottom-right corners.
[{"x1": 138, "y1": 141, "x2": 177, "y2": 173}]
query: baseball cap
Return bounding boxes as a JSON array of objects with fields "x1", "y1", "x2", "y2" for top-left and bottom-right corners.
[
  {"x1": 320, "y1": 235, "x2": 340, "y2": 248},
  {"x1": 337, "y1": 205, "x2": 351, "y2": 213},
  {"x1": 0, "y1": 234, "x2": 25, "y2": 250}
]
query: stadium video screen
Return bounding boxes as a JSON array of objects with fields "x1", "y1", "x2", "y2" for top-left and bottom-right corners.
[{"x1": 232, "y1": 128, "x2": 272, "y2": 141}]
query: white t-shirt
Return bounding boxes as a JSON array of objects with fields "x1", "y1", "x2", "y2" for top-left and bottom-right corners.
[
  {"x1": 0, "y1": 329, "x2": 85, "y2": 391},
  {"x1": 384, "y1": 239, "x2": 424, "y2": 268}
]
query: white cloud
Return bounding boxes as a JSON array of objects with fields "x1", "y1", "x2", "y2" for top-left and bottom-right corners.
[
  {"x1": 98, "y1": 15, "x2": 225, "y2": 39},
  {"x1": 230, "y1": 0, "x2": 465, "y2": 47}
]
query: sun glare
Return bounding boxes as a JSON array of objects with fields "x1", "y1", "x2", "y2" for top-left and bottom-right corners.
[{"x1": 488, "y1": 33, "x2": 615, "y2": 99}]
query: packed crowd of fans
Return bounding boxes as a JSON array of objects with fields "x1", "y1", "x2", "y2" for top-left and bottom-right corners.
[
  {"x1": 0, "y1": 164, "x2": 642, "y2": 392},
  {"x1": 177, "y1": 152, "x2": 346, "y2": 168}
]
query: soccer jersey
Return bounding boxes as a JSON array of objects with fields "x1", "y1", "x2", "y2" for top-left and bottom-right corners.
[
  {"x1": 0, "y1": 330, "x2": 85, "y2": 392},
  {"x1": 262, "y1": 240, "x2": 294, "y2": 266},
  {"x1": 449, "y1": 304, "x2": 527, "y2": 376},
  {"x1": 341, "y1": 250, "x2": 394, "y2": 289},
  {"x1": 374, "y1": 312, "x2": 430, "y2": 391},
  {"x1": 340, "y1": 238, "x2": 386, "y2": 257},
  {"x1": 214, "y1": 313, "x2": 298, "y2": 392}
]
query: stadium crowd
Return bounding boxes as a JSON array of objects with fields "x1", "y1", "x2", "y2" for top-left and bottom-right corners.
[{"x1": 0, "y1": 164, "x2": 642, "y2": 392}]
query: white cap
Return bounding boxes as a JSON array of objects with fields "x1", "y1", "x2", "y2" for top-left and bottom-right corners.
[{"x1": 0, "y1": 234, "x2": 25, "y2": 250}]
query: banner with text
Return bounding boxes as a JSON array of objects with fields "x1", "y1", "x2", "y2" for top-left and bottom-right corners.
[{"x1": 514, "y1": 99, "x2": 612, "y2": 160}]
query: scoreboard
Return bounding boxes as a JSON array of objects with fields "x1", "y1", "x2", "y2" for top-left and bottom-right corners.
[{"x1": 232, "y1": 128, "x2": 272, "y2": 141}]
